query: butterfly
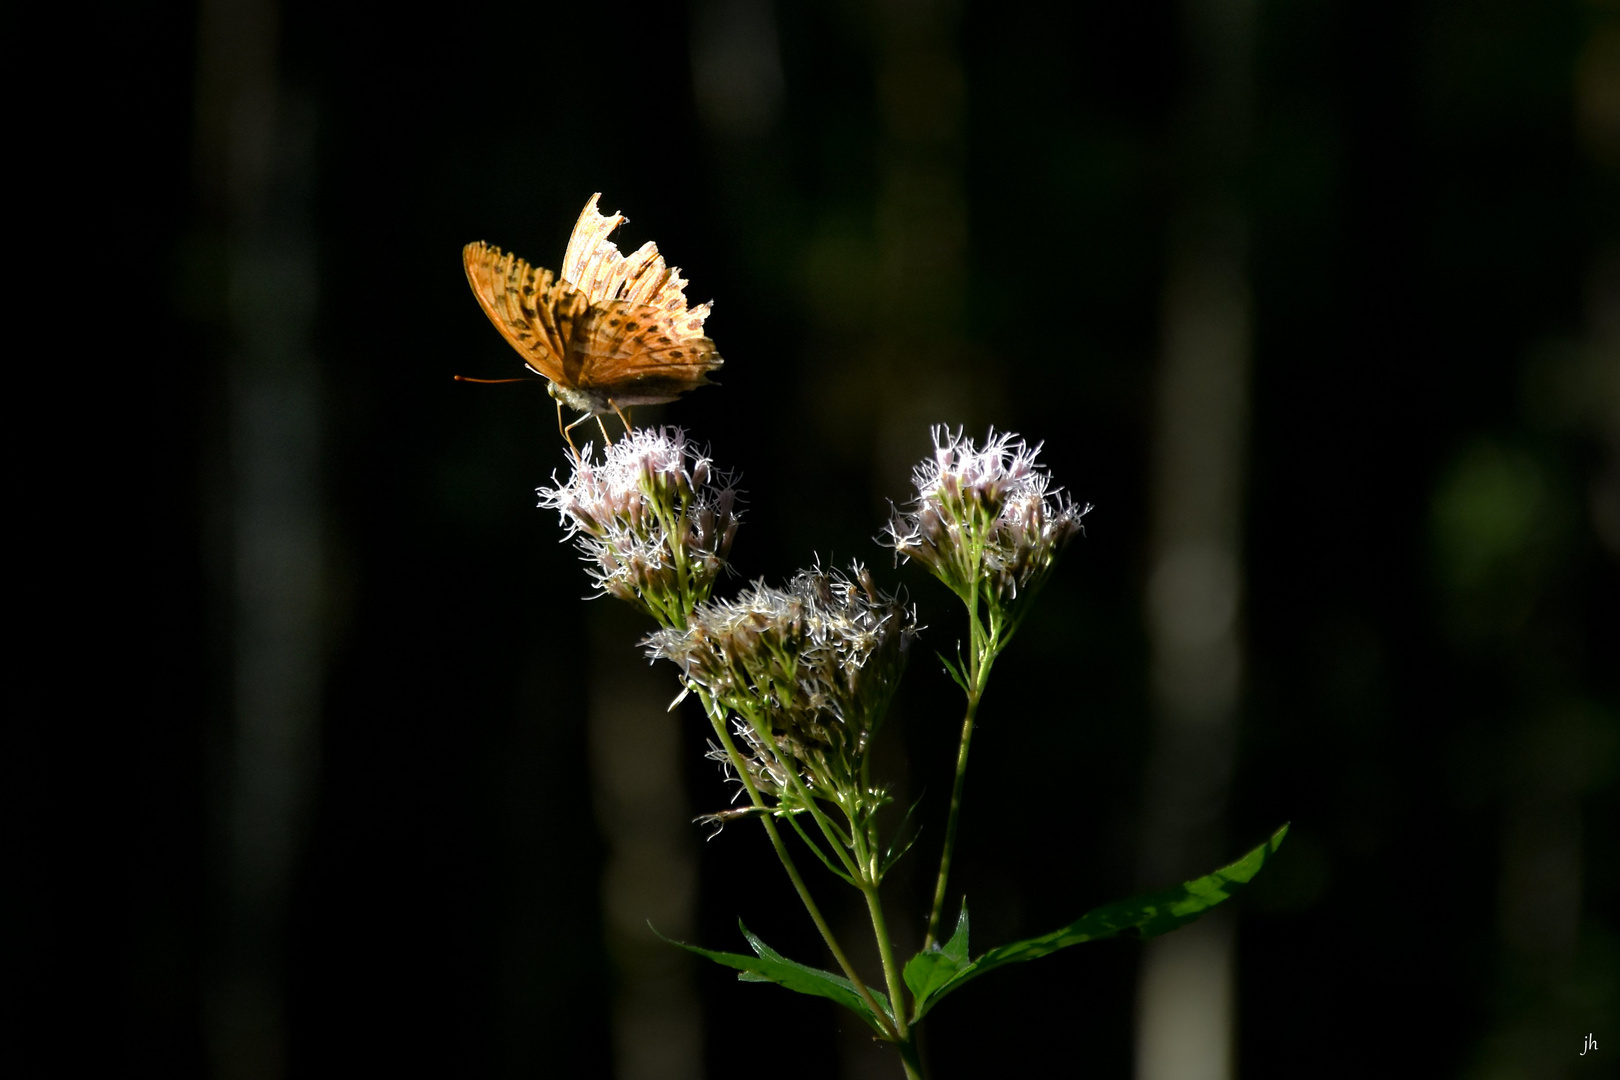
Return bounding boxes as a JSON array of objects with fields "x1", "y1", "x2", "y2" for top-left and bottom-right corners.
[{"x1": 462, "y1": 194, "x2": 722, "y2": 445}]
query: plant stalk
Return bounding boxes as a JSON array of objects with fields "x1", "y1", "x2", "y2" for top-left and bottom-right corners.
[
  {"x1": 708, "y1": 708, "x2": 898, "y2": 1039},
  {"x1": 923, "y1": 689, "x2": 980, "y2": 949},
  {"x1": 861, "y1": 881, "x2": 922, "y2": 1077},
  {"x1": 862, "y1": 883, "x2": 910, "y2": 1039},
  {"x1": 923, "y1": 592, "x2": 1004, "y2": 950},
  {"x1": 896, "y1": 1039, "x2": 926, "y2": 1080}
]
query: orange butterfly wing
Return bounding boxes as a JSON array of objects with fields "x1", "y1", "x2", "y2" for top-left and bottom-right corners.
[
  {"x1": 560, "y1": 195, "x2": 630, "y2": 302},
  {"x1": 462, "y1": 241, "x2": 589, "y2": 384},
  {"x1": 570, "y1": 300, "x2": 723, "y2": 406},
  {"x1": 466, "y1": 196, "x2": 721, "y2": 414},
  {"x1": 561, "y1": 194, "x2": 715, "y2": 335}
]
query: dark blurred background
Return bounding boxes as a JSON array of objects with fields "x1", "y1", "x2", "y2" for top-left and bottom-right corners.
[{"x1": 43, "y1": 0, "x2": 1618, "y2": 1076}]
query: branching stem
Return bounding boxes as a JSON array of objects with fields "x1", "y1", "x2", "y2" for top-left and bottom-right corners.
[{"x1": 706, "y1": 704, "x2": 898, "y2": 1040}]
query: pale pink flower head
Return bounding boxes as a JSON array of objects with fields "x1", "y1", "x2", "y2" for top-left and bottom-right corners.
[
  {"x1": 537, "y1": 427, "x2": 740, "y2": 623},
  {"x1": 647, "y1": 563, "x2": 916, "y2": 804},
  {"x1": 885, "y1": 427, "x2": 1087, "y2": 611}
]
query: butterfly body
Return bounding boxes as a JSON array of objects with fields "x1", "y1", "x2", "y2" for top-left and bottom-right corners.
[{"x1": 463, "y1": 195, "x2": 722, "y2": 430}]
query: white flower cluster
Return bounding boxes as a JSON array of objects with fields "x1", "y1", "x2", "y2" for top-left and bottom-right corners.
[
  {"x1": 647, "y1": 564, "x2": 916, "y2": 801},
  {"x1": 885, "y1": 427, "x2": 1088, "y2": 608},
  {"x1": 537, "y1": 427, "x2": 739, "y2": 620}
]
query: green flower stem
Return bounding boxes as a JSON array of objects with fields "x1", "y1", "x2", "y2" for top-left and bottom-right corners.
[
  {"x1": 706, "y1": 704, "x2": 898, "y2": 1040},
  {"x1": 784, "y1": 813, "x2": 857, "y2": 884},
  {"x1": 922, "y1": 597, "x2": 1004, "y2": 951},
  {"x1": 648, "y1": 488, "x2": 702, "y2": 619},
  {"x1": 896, "y1": 1039, "x2": 926, "y2": 1080},
  {"x1": 861, "y1": 882, "x2": 910, "y2": 1041},
  {"x1": 922, "y1": 690, "x2": 980, "y2": 951},
  {"x1": 750, "y1": 720, "x2": 864, "y2": 881},
  {"x1": 861, "y1": 879, "x2": 923, "y2": 1077}
]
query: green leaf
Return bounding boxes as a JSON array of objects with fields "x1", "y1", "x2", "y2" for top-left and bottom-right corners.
[
  {"x1": 908, "y1": 824, "x2": 1289, "y2": 1021},
  {"x1": 656, "y1": 921, "x2": 894, "y2": 1035},
  {"x1": 937, "y1": 650, "x2": 970, "y2": 693},
  {"x1": 903, "y1": 902, "x2": 971, "y2": 1003},
  {"x1": 881, "y1": 794, "x2": 927, "y2": 878}
]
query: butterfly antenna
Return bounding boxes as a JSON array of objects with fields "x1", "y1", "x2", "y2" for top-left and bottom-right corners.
[{"x1": 453, "y1": 375, "x2": 534, "y2": 384}]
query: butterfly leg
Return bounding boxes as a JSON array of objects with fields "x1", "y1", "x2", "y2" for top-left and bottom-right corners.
[
  {"x1": 554, "y1": 399, "x2": 580, "y2": 455},
  {"x1": 562, "y1": 409, "x2": 614, "y2": 451},
  {"x1": 608, "y1": 399, "x2": 634, "y2": 438}
]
